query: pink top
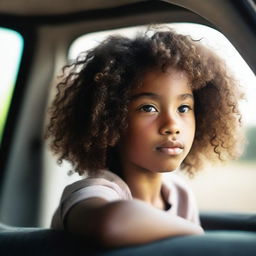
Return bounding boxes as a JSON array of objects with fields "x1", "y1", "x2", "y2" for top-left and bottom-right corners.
[{"x1": 51, "y1": 170, "x2": 200, "y2": 229}]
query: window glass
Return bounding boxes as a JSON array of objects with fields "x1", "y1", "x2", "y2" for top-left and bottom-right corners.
[
  {"x1": 68, "y1": 23, "x2": 256, "y2": 213},
  {"x1": 0, "y1": 27, "x2": 24, "y2": 143}
]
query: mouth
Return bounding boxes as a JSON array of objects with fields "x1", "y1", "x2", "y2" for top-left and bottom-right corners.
[
  {"x1": 156, "y1": 147, "x2": 183, "y2": 156},
  {"x1": 156, "y1": 141, "x2": 184, "y2": 156}
]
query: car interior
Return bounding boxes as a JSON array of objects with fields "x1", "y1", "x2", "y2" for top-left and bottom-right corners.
[{"x1": 0, "y1": 0, "x2": 256, "y2": 255}]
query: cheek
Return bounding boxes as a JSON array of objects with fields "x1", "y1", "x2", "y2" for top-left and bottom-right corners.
[
  {"x1": 186, "y1": 116, "x2": 196, "y2": 144},
  {"x1": 125, "y1": 117, "x2": 155, "y2": 150},
  {"x1": 127, "y1": 116, "x2": 155, "y2": 139}
]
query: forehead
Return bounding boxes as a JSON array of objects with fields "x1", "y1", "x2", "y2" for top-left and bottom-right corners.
[{"x1": 132, "y1": 68, "x2": 192, "y2": 95}]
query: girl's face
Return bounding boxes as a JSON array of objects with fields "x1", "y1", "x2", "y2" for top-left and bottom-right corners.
[{"x1": 119, "y1": 68, "x2": 195, "y2": 173}]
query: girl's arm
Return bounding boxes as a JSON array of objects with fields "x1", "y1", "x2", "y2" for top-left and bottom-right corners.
[{"x1": 65, "y1": 198, "x2": 204, "y2": 248}]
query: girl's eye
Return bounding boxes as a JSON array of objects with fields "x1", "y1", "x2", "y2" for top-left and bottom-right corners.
[
  {"x1": 139, "y1": 105, "x2": 158, "y2": 113},
  {"x1": 178, "y1": 105, "x2": 192, "y2": 113}
]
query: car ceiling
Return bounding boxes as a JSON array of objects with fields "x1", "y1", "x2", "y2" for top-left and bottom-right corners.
[
  {"x1": 1, "y1": 0, "x2": 254, "y2": 72},
  {"x1": 0, "y1": 0, "x2": 140, "y2": 15}
]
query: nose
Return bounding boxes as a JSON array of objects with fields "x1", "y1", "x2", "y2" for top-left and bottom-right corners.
[{"x1": 159, "y1": 113, "x2": 180, "y2": 135}]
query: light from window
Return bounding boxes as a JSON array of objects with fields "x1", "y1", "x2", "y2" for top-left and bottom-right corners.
[{"x1": 0, "y1": 27, "x2": 24, "y2": 143}]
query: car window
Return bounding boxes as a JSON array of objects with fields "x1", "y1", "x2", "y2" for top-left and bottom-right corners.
[
  {"x1": 67, "y1": 23, "x2": 256, "y2": 214},
  {"x1": 0, "y1": 27, "x2": 23, "y2": 144}
]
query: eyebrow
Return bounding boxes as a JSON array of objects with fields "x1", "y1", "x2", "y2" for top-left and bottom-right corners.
[
  {"x1": 130, "y1": 92, "x2": 160, "y2": 101},
  {"x1": 130, "y1": 92, "x2": 194, "y2": 101},
  {"x1": 178, "y1": 93, "x2": 194, "y2": 101}
]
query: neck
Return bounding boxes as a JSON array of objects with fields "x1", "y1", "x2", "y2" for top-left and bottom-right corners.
[{"x1": 121, "y1": 164, "x2": 164, "y2": 209}]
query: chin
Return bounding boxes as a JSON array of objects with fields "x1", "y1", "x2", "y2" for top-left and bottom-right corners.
[
  {"x1": 151, "y1": 164, "x2": 181, "y2": 173},
  {"x1": 155, "y1": 161, "x2": 183, "y2": 173}
]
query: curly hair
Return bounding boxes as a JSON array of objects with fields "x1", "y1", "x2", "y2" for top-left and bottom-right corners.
[{"x1": 45, "y1": 28, "x2": 244, "y2": 176}]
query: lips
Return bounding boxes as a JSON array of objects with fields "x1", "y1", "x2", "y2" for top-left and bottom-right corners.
[{"x1": 156, "y1": 141, "x2": 184, "y2": 156}]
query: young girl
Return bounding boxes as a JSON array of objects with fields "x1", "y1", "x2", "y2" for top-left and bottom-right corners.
[{"x1": 46, "y1": 27, "x2": 244, "y2": 248}]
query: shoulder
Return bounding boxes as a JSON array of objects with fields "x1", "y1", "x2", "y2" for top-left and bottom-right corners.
[
  {"x1": 162, "y1": 172, "x2": 194, "y2": 199},
  {"x1": 51, "y1": 170, "x2": 132, "y2": 229},
  {"x1": 162, "y1": 172, "x2": 200, "y2": 225},
  {"x1": 63, "y1": 170, "x2": 132, "y2": 201}
]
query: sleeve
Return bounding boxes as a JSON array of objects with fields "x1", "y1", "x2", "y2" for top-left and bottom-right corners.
[{"x1": 51, "y1": 176, "x2": 132, "y2": 229}]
